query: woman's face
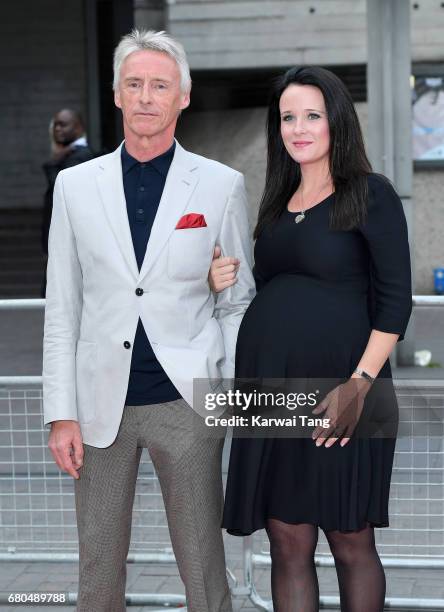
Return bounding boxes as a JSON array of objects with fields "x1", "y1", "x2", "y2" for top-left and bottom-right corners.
[{"x1": 279, "y1": 84, "x2": 330, "y2": 167}]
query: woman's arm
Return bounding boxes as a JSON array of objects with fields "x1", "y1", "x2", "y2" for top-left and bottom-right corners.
[
  {"x1": 313, "y1": 175, "x2": 412, "y2": 447},
  {"x1": 361, "y1": 174, "x2": 412, "y2": 340},
  {"x1": 352, "y1": 329, "x2": 398, "y2": 380}
]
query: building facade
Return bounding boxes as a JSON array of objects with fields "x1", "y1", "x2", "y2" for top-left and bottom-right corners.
[{"x1": 1, "y1": 0, "x2": 443, "y2": 293}]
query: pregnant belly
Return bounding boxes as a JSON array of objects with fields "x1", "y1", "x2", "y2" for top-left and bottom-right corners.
[{"x1": 236, "y1": 274, "x2": 371, "y2": 378}]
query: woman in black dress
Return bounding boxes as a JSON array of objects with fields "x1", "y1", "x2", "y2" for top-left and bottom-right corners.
[{"x1": 210, "y1": 66, "x2": 412, "y2": 611}]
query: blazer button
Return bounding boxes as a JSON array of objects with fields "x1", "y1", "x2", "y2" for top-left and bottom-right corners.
[
  {"x1": 135, "y1": 288, "x2": 144, "y2": 296},
  {"x1": 123, "y1": 341, "x2": 131, "y2": 349}
]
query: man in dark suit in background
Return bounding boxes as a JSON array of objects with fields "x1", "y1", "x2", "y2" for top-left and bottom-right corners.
[
  {"x1": 41, "y1": 109, "x2": 95, "y2": 257},
  {"x1": 41, "y1": 109, "x2": 95, "y2": 295}
]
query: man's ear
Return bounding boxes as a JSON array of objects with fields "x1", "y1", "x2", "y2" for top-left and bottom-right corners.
[
  {"x1": 114, "y1": 88, "x2": 122, "y2": 110},
  {"x1": 180, "y1": 89, "x2": 191, "y2": 112}
]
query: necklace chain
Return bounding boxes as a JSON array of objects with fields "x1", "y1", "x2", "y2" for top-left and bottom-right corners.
[{"x1": 298, "y1": 179, "x2": 332, "y2": 213}]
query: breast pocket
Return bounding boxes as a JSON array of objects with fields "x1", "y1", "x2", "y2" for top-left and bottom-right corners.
[
  {"x1": 167, "y1": 227, "x2": 213, "y2": 281},
  {"x1": 75, "y1": 340, "x2": 97, "y2": 424}
]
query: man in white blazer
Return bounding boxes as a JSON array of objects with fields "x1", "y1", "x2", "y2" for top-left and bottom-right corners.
[{"x1": 43, "y1": 29, "x2": 255, "y2": 612}]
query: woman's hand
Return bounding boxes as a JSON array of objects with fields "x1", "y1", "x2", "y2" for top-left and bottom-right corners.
[
  {"x1": 208, "y1": 245, "x2": 240, "y2": 292},
  {"x1": 311, "y1": 375, "x2": 372, "y2": 448}
]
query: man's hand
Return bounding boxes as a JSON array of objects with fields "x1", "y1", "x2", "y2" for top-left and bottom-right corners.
[
  {"x1": 208, "y1": 245, "x2": 240, "y2": 292},
  {"x1": 48, "y1": 420, "x2": 84, "y2": 479}
]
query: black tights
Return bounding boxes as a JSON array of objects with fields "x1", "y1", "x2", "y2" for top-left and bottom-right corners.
[{"x1": 266, "y1": 519, "x2": 385, "y2": 612}]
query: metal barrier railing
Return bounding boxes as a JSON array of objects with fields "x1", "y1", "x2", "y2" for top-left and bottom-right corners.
[
  {"x1": 0, "y1": 381, "x2": 247, "y2": 609},
  {"x1": 1, "y1": 297, "x2": 444, "y2": 610},
  {"x1": 0, "y1": 383, "x2": 189, "y2": 609}
]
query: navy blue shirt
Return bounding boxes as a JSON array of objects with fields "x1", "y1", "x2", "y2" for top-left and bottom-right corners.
[{"x1": 121, "y1": 142, "x2": 181, "y2": 406}]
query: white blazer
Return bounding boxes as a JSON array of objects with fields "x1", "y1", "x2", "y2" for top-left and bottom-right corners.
[{"x1": 43, "y1": 141, "x2": 256, "y2": 447}]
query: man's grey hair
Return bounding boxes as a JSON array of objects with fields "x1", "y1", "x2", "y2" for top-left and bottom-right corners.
[{"x1": 113, "y1": 29, "x2": 191, "y2": 92}]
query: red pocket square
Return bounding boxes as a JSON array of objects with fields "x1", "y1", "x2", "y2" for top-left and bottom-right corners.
[{"x1": 175, "y1": 213, "x2": 207, "y2": 230}]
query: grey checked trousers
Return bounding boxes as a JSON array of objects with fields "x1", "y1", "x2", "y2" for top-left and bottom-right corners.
[{"x1": 74, "y1": 399, "x2": 232, "y2": 612}]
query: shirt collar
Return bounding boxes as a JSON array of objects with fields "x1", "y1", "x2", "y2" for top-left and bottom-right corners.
[
  {"x1": 71, "y1": 136, "x2": 87, "y2": 147},
  {"x1": 121, "y1": 141, "x2": 176, "y2": 176}
]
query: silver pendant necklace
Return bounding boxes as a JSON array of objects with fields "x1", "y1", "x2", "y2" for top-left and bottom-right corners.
[
  {"x1": 293, "y1": 179, "x2": 331, "y2": 224},
  {"x1": 295, "y1": 211, "x2": 305, "y2": 224}
]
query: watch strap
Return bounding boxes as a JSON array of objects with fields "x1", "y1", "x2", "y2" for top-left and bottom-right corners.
[{"x1": 353, "y1": 368, "x2": 375, "y2": 384}]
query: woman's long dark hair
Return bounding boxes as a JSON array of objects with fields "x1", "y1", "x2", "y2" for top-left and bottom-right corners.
[{"x1": 254, "y1": 66, "x2": 372, "y2": 238}]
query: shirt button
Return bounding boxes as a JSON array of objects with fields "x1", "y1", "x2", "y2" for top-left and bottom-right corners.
[
  {"x1": 135, "y1": 288, "x2": 144, "y2": 296},
  {"x1": 141, "y1": 163, "x2": 146, "y2": 168},
  {"x1": 123, "y1": 341, "x2": 131, "y2": 349},
  {"x1": 139, "y1": 186, "x2": 145, "y2": 192}
]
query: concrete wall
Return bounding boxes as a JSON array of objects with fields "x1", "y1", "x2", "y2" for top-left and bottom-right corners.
[
  {"x1": 169, "y1": 0, "x2": 444, "y2": 69},
  {"x1": 0, "y1": 1, "x2": 87, "y2": 210},
  {"x1": 176, "y1": 102, "x2": 443, "y2": 294},
  {"x1": 134, "y1": 0, "x2": 166, "y2": 30}
]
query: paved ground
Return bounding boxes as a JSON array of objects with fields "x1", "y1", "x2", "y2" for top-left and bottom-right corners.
[{"x1": 1, "y1": 559, "x2": 443, "y2": 611}]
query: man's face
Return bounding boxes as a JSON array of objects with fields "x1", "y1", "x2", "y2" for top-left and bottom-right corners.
[
  {"x1": 53, "y1": 111, "x2": 82, "y2": 145},
  {"x1": 114, "y1": 50, "x2": 190, "y2": 140}
]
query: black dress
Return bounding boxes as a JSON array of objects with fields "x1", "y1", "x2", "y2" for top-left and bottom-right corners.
[{"x1": 222, "y1": 174, "x2": 412, "y2": 535}]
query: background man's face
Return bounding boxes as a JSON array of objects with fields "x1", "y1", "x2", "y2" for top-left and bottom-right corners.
[
  {"x1": 53, "y1": 110, "x2": 82, "y2": 145},
  {"x1": 114, "y1": 50, "x2": 190, "y2": 140}
]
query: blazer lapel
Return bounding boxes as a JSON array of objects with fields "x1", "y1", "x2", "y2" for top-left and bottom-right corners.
[
  {"x1": 96, "y1": 145, "x2": 139, "y2": 280},
  {"x1": 138, "y1": 142, "x2": 199, "y2": 283}
]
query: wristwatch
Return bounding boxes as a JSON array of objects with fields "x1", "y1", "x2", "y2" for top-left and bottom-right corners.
[{"x1": 353, "y1": 368, "x2": 375, "y2": 385}]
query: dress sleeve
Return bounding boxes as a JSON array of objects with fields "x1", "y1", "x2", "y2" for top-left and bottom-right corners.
[{"x1": 360, "y1": 175, "x2": 412, "y2": 341}]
